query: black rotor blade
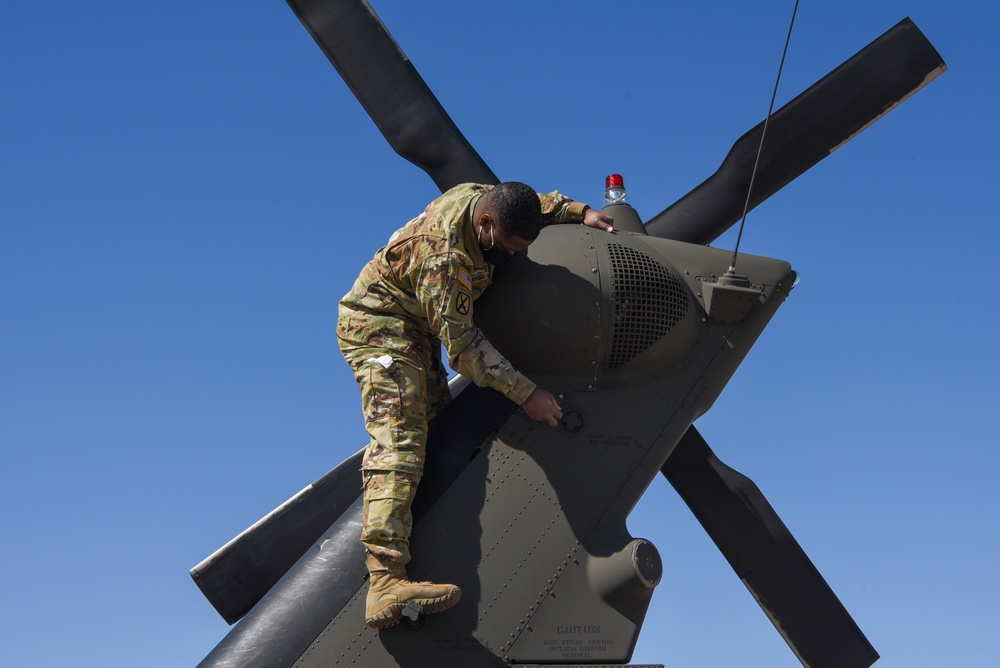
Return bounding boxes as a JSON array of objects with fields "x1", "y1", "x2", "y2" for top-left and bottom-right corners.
[
  {"x1": 190, "y1": 448, "x2": 364, "y2": 624},
  {"x1": 662, "y1": 427, "x2": 879, "y2": 668},
  {"x1": 644, "y1": 17, "x2": 945, "y2": 244},
  {"x1": 190, "y1": 379, "x2": 516, "y2": 625},
  {"x1": 286, "y1": 0, "x2": 498, "y2": 191}
]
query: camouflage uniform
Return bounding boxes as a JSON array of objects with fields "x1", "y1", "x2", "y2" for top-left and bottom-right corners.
[{"x1": 337, "y1": 183, "x2": 590, "y2": 573}]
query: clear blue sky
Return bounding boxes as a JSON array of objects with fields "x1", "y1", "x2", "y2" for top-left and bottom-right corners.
[{"x1": 2, "y1": 1, "x2": 997, "y2": 666}]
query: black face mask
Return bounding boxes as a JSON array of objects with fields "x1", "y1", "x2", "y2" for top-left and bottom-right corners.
[
  {"x1": 479, "y1": 225, "x2": 513, "y2": 266},
  {"x1": 484, "y1": 246, "x2": 513, "y2": 267}
]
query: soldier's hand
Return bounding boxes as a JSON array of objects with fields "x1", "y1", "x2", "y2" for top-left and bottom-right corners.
[
  {"x1": 583, "y1": 208, "x2": 614, "y2": 233},
  {"x1": 523, "y1": 388, "x2": 563, "y2": 427}
]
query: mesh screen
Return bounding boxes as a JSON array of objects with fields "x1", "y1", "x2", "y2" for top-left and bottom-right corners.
[{"x1": 607, "y1": 243, "x2": 689, "y2": 368}]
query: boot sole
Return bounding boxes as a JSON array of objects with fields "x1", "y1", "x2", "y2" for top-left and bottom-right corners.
[{"x1": 365, "y1": 588, "x2": 461, "y2": 629}]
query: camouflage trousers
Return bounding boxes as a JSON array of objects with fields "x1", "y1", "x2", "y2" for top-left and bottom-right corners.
[{"x1": 339, "y1": 341, "x2": 451, "y2": 573}]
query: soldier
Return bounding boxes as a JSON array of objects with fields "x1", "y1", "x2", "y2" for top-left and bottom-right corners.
[{"x1": 337, "y1": 182, "x2": 614, "y2": 628}]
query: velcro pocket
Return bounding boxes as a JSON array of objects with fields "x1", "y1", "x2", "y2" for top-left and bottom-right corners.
[{"x1": 364, "y1": 472, "x2": 418, "y2": 501}]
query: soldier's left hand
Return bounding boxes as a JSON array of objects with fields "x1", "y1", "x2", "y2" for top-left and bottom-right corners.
[{"x1": 583, "y1": 208, "x2": 614, "y2": 233}]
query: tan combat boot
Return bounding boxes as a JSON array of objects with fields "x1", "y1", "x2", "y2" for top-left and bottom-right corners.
[{"x1": 365, "y1": 571, "x2": 461, "y2": 629}]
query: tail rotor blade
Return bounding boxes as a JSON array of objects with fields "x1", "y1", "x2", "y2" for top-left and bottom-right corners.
[
  {"x1": 644, "y1": 17, "x2": 945, "y2": 244},
  {"x1": 190, "y1": 448, "x2": 364, "y2": 624},
  {"x1": 662, "y1": 427, "x2": 879, "y2": 668},
  {"x1": 286, "y1": 0, "x2": 498, "y2": 190}
]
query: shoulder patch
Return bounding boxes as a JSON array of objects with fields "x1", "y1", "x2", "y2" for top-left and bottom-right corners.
[
  {"x1": 457, "y1": 267, "x2": 472, "y2": 291},
  {"x1": 456, "y1": 291, "x2": 470, "y2": 315}
]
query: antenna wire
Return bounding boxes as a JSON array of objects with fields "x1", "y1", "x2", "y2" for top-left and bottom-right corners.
[{"x1": 730, "y1": 0, "x2": 801, "y2": 272}]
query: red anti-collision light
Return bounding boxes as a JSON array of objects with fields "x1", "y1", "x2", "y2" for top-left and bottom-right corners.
[{"x1": 605, "y1": 173, "x2": 624, "y2": 188}]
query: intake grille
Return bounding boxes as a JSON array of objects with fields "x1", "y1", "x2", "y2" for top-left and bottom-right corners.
[{"x1": 607, "y1": 243, "x2": 689, "y2": 368}]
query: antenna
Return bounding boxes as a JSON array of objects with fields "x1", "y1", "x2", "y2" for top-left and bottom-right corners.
[{"x1": 729, "y1": 0, "x2": 801, "y2": 274}]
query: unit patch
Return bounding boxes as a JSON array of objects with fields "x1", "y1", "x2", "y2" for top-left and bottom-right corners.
[{"x1": 456, "y1": 292, "x2": 470, "y2": 315}]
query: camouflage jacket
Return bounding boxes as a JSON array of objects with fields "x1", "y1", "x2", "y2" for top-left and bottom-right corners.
[{"x1": 337, "y1": 183, "x2": 590, "y2": 405}]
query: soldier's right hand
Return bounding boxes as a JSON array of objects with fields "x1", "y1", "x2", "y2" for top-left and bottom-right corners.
[{"x1": 523, "y1": 388, "x2": 563, "y2": 427}]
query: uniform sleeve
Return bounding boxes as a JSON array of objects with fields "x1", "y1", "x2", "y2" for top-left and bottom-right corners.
[
  {"x1": 416, "y1": 253, "x2": 536, "y2": 405},
  {"x1": 537, "y1": 190, "x2": 590, "y2": 226}
]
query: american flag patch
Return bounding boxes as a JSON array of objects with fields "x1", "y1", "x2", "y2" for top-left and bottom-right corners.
[{"x1": 457, "y1": 267, "x2": 472, "y2": 291}]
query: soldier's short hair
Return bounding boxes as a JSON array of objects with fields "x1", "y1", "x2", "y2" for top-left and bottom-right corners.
[{"x1": 485, "y1": 182, "x2": 543, "y2": 241}]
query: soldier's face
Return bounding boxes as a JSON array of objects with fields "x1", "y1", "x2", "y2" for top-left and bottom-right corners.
[
  {"x1": 488, "y1": 223, "x2": 532, "y2": 255},
  {"x1": 479, "y1": 219, "x2": 532, "y2": 266}
]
